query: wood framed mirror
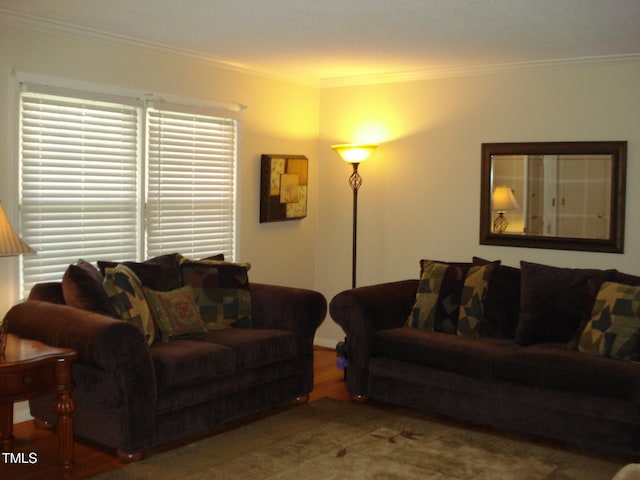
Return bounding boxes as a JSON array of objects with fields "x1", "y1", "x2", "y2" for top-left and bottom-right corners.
[{"x1": 480, "y1": 141, "x2": 627, "y2": 253}]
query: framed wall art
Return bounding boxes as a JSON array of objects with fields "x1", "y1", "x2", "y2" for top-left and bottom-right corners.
[{"x1": 260, "y1": 154, "x2": 308, "y2": 223}]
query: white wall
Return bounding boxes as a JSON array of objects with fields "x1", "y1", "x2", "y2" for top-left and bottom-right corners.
[{"x1": 315, "y1": 62, "x2": 640, "y2": 346}]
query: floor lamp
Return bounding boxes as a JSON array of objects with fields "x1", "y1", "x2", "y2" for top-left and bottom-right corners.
[
  {"x1": 0, "y1": 201, "x2": 35, "y2": 355},
  {"x1": 331, "y1": 144, "x2": 378, "y2": 288}
]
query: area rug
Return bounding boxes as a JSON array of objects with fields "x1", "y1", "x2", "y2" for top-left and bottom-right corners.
[{"x1": 91, "y1": 398, "x2": 625, "y2": 480}]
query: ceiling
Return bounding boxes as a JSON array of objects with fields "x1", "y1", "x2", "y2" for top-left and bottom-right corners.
[{"x1": 1, "y1": 0, "x2": 640, "y2": 86}]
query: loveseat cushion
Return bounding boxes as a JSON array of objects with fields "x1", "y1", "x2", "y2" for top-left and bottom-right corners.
[
  {"x1": 151, "y1": 340, "x2": 236, "y2": 391},
  {"x1": 372, "y1": 327, "x2": 520, "y2": 379},
  {"x1": 196, "y1": 328, "x2": 296, "y2": 370},
  {"x1": 62, "y1": 259, "x2": 116, "y2": 316},
  {"x1": 479, "y1": 263, "x2": 521, "y2": 339},
  {"x1": 515, "y1": 261, "x2": 616, "y2": 345},
  {"x1": 490, "y1": 343, "x2": 640, "y2": 401}
]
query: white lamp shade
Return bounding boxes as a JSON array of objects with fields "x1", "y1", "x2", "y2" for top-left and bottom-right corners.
[
  {"x1": 331, "y1": 144, "x2": 378, "y2": 163},
  {"x1": 0, "y1": 202, "x2": 35, "y2": 256},
  {"x1": 492, "y1": 186, "x2": 520, "y2": 211}
]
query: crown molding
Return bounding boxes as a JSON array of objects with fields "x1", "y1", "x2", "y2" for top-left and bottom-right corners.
[
  {"x1": 2, "y1": 9, "x2": 638, "y2": 90},
  {"x1": 0, "y1": 9, "x2": 320, "y2": 88},
  {"x1": 320, "y1": 54, "x2": 640, "y2": 88}
]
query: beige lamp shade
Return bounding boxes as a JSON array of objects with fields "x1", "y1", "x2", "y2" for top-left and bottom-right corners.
[
  {"x1": 492, "y1": 186, "x2": 520, "y2": 212},
  {"x1": 0, "y1": 201, "x2": 35, "y2": 256},
  {"x1": 331, "y1": 144, "x2": 378, "y2": 163}
]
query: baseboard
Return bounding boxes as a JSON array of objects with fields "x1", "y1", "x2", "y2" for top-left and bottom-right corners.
[{"x1": 314, "y1": 337, "x2": 341, "y2": 349}]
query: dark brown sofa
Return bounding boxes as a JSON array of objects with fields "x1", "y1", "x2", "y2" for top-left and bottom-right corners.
[
  {"x1": 330, "y1": 259, "x2": 640, "y2": 457},
  {"x1": 4, "y1": 255, "x2": 326, "y2": 462}
]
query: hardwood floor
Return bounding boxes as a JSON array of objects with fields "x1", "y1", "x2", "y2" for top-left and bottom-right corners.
[{"x1": 0, "y1": 346, "x2": 348, "y2": 480}]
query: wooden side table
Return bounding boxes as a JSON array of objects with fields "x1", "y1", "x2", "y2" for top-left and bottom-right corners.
[{"x1": 0, "y1": 334, "x2": 77, "y2": 478}]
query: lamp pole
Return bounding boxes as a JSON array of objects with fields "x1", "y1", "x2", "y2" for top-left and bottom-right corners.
[
  {"x1": 348, "y1": 163, "x2": 363, "y2": 288},
  {"x1": 331, "y1": 143, "x2": 377, "y2": 289}
]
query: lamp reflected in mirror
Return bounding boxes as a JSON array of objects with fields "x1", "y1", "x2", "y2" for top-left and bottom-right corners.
[{"x1": 492, "y1": 186, "x2": 520, "y2": 233}]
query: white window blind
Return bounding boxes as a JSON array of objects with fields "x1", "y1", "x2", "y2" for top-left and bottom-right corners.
[
  {"x1": 18, "y1": 85, "x2": 240, "y2": 299},
  {"x1": 146, "y1": 109, "x2": 237, "y2": 260},
  {"x1": 20, "y1": 92, "x2": 140, "y2": 296}
]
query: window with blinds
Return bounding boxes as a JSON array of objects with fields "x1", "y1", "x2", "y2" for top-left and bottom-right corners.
[
  {"x1": 19, "y1": 86, "x2": 238, "y2": 298},
  {"x1": 146, "y1": 109, "x2": 236, "y2": 260}
]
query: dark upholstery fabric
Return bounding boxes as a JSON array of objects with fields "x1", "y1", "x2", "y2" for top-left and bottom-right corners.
[
  {"x1": 5, "y1": 277, "x2": 326, "y2": 458},
  {"x1": 331, "y1": 264, "x2": 640, "y2": 457},
  {"x1": 330, "y1": 279, "x2": 419, "y2": 395},
  {"x1": 150, "y1": 340, "x2": 236, "y2": 391},
  {"x1": 98, "y1": 253, "x2": 182, "y2": 291},
  {"x1": 491, "y1": 343, "x2": 640, "y2": 401},
  {"x1": 515, "y1": 261, "x2": 616, "y2": 345},
  {"x1": 372, "y1": 327, "x2": 519, "y2": 379},
  {"x1": 478, "y1": 264, "x2": 521, "y2": 339},
  {"x1": 250, "y1": 282, "x2": 327, "y2": 395},
  {"x1": 155, "y1": 360, "x2": 295, "y2": 414},
  {"x1": 6, "y1": 300, "x2": 157, "y2": 455},
  {"x1": 62, "y1": 259, "x2": 116, "y2": 316},
  {"x1": 28, "y1": 281, "x2": 66, "y2": 304},
  {"x1": 197, "y1": 328, "x2": 296, "y2": 371}
]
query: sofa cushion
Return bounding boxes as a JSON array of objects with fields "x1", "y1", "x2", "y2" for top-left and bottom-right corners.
[
  {"x1": 515, "y1": 261, "x2": 615, "y2": 346},
  {"x1": 103, "y1": 264, "x2": 156, "y2": 345},
  {"x1": 180, "y1": 260, "x2": 252, "y2": 330},
  {"x1": 62, "y1": 259, "x2": 116, "y2": 316},
  {"x1": 372, "y1": 327, "x2": 520, "y2": 379},
  {"x1": 478, "y1": 263, "x2": 521, "y2": 339},
  {"x1": 98, "y1": 253, "x2": 182, "y2": 292},
  {"x1": 150, "y1": 339, "x2": 235, "y2": 391},
  {"x1": 490, "y1": 343, "x2": 640, "y2": 401},
  {"x1": 196, "y1": 328, "x2": 296, "y2": 370},
  {"x1": 457, "y1": 262, "x2": 498, "y2": 338},
  {"x1": 144, "y1": 286, "x2": 208, "y2": 342},
  {"x1": 578, "y1": 282, "x2": 640, "y2": 360},
  {"x1": 406, "y1": 260, "x2": 471, "y2": 333}
]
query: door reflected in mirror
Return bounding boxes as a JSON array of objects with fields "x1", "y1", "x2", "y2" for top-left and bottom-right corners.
[{"x1": 480, "y1": 142, "x2": 626, "y2": 253}]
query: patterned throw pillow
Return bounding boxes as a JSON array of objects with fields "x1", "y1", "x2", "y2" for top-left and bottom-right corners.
[
  {"x1": 578, "y1": 282, "x2": 640, "y2": 359},
  {"x1": 457, "y1": 263, "x2": 497, "y2": 338},
  {"x1": 180, "y1": 260, "x2": 252, "y2": 330},
  {"x1": 406, "y1": 260, "x2": 469, "y2": 333},
  {"x1": 144, "y1": 286, "x2": 207, "y2": 342},
  {"x1": 103, "y1": 264, "x2": 155, "y2": 345}
]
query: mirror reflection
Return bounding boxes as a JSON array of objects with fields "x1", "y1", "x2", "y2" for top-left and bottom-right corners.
[
  {"x1": 480, "y1": 141, "x2": 626, "y2": 253},
  {"x1": 491, "y1": 154, "x2": 612, "y2": 239}
]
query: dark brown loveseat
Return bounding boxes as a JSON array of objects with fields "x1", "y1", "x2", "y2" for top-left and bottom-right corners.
[
  {"x1": 330, "y1": 259, "x2": 640, "y2": 457},
  {"x1": 4, "y1": 254, "x2": 326, "y2": 462}
]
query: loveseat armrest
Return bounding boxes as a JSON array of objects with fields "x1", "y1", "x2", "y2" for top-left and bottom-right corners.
[
  {"x1": 329, "y1": 279, "x2": 418, "y2": 395},
  {"x1": 249, "y1": 283, "x2": 327, "y2": 395},
  {"x1": 4, "y1": 300, "x2": 157, "y2": 455},
  {"x1": 5, "y1": 300, "x2": 153, "y2": 372}
]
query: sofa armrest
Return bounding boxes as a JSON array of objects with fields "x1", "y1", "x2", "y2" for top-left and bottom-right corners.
[
  {"x1": 4, "y1": 300, "x2": 157, "y2": 455},
  {"x1": 249, "y1": 282, "x2": 327, "y2": 395},
  {"x1": 329, "y1": 279, "x2": 418, "y2": 395},
  {"x1": 5, "y1": 300, "x2": 152, "y2": 371}
]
